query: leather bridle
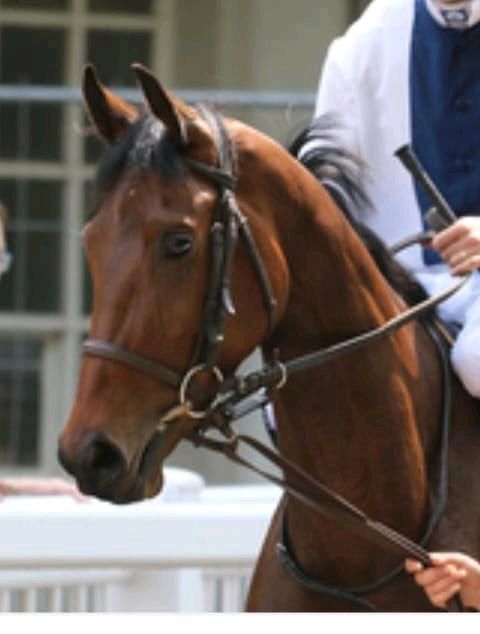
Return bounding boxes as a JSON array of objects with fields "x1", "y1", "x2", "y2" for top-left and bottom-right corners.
[
  {"x1": 82, "y1": 106, "x2": 469, "y2": 611},
  {"x1": 83, "y1": 103, "x2": 278, "y2": 421}
]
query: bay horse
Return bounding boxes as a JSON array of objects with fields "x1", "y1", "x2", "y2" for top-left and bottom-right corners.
[{"x1": 58, "y1": 64, "x2": 480, "y2": 612}]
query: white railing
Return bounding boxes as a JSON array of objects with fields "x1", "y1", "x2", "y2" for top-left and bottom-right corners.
[{"x1": 0, "y1": 469, "x2": 280, "y2": 613}]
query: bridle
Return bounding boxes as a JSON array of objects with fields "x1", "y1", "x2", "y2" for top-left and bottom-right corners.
[
  {"x1": 82, "y1": 106, "x2": 469, "y2": 611},
  {"x1": 84, "y1": 103, "x2": 278, "y2": 421}
]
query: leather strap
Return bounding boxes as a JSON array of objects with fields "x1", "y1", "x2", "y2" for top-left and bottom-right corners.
[
  {"x1": 216, "y1": 273, "x2": 469, "y2": 413},
  {"x1": 272, "y1": 318, "x2": 459, "y2": 610},
  {"x1": 83, "y1": 339, "x2": 181, "y2": 389},
  {"x1": 190, "y1": 430, "x2": 433, "y2": 565}
]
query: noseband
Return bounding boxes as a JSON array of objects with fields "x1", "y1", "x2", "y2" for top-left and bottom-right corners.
[{"x1": 83, "y1": 104, "x2": 278, "y2": 419}]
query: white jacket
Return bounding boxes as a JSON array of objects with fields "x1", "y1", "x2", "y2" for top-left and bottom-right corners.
[{"x1": 315, "y1": 0, "x2": 420, "y2": 268}]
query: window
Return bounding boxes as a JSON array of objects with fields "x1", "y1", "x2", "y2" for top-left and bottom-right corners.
[
  {"x1": 86, "y1": 30, "x2": 152, "y2": 86},
  {"x1": 0, "y1": 0, "x2": 159, "y2": 473},
  {"x1": 0, "y1": 27, "x2": 65, "y2": 161}
]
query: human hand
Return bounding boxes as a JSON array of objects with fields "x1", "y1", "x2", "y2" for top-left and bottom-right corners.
[
  {"x1": 405, "y1": 552, "x2": 480, "y2": 610},
  {"x1": 432, "y1": 216, "x2": 480, "y2": 275},
  {"x1": 0, "y1": 477, "x2": 87, "y2": 502}
]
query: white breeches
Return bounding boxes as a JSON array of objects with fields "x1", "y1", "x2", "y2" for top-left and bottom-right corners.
[{"x1": 414, "y1": 265, "x2": 480, "y2": 398}]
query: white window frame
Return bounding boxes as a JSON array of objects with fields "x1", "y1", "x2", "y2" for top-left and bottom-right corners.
[
  {"x1": 0, "y1": 0, "x2": 350, "y2": 481},
  {"x1": 0, "y1": 0, "x2": 175, "y2": 475}
]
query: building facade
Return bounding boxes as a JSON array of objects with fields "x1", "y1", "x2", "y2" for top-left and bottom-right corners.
[{"x1": 0, "y1": 0, "x2": 369, "y2": 482}]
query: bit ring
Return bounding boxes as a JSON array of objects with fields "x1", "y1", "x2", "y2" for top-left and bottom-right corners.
[{"x1": 179, "y1": 364, "x2": 224, "y2": 419}]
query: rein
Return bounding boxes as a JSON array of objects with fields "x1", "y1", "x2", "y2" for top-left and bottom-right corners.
[{"x1": 82, "y1": 108, "x2": 467, "y2": 611}]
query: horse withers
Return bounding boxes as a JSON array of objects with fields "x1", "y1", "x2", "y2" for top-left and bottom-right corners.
[{"x1": 58, "y1": 64, "x2": 480, "y2": 611}]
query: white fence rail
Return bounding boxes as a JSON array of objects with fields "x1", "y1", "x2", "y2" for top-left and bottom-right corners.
[{"x1": 0, "y1": 469, "x2": 280, "y2": 613}]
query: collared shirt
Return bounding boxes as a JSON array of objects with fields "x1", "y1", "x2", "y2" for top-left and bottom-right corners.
[{"x1": 426, "y1": 0, "x2": 480, "y2": 29}]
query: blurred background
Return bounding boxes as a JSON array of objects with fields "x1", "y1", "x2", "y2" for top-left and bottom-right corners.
[{"x1": 0, "y1": 0, "x2": 369, "y2": 485}]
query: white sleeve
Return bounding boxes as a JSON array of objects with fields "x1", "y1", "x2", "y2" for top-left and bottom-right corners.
[{"x1": 314, "y1": 40, "x2": 361, "y2": 157}]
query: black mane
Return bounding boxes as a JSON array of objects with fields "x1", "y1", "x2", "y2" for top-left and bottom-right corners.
[
  {"x1": 94, "y1": 112, "x2": 186, "y2": 201},
  {"x1": 288, "y1": 116, "x2": 428, "y2": 306}
]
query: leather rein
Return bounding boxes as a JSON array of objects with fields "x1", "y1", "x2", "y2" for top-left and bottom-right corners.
[{"x1": 82, "y1": 107, "x2": 468, "y2": 611}]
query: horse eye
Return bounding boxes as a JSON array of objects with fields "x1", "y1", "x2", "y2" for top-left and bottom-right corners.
[{"x1": 162, "y1": 231, "x2": 194, "y2": 258}]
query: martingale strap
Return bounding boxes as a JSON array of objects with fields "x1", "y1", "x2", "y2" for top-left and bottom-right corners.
[
  {"x1": 276, "y1": 319, "x2": 457, "y2": 610},
  {"x1": 190, "y1": 316, "x2": 463, "y2": 612},
  {"x1": 190, "y1": 430, "x2": 434, "y2": 564}
]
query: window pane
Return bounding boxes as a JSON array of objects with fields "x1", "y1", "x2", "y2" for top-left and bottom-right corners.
[
  {"x1": 84, "y1": 29, "x2": 150, "y2": 162},
  {"x1": 0, "y1": 27, "x2": 66, "y2": 85},
  {"x1": 0, "y1": 179, "x2": 63, "y2": 313},
  {"x1": 0, "y1": 103, "x2": 63, "y2": 161},
  {"x1": 0, "y1": 27, "x2": 66, "y2": 161},
  {"x1": 88, "y1": 0, "x2": 152, "y2": 13},
  {"x1": 86, "y1": 30, "x2": 152, "y2": 86},
  {"x1": 0, "y1": 338, "x2": 41, "y2": 467},
  {"x1": 1, "y1": 0, "x2": 68, "y2": 8}
]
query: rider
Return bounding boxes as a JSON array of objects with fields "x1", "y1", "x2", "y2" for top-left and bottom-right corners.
[
  {"x1": 312, "y1": 0, "x2": 480, "y2": 399},
  {"x1": 310, "y1": 0, "x2": 480, "y2": 609}
]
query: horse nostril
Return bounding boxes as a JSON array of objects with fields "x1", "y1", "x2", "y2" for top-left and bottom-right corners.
[
  {"x1": 57, "y1": 432, "x2": 127, "y2": 496},
  {"x1": 79, "y1": 433, "x2": 126, "y2": 487}
]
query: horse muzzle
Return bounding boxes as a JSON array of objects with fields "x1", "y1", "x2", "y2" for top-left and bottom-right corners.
[{"x1": 57, "y1": 428, "x2": 169, "y2": 504}]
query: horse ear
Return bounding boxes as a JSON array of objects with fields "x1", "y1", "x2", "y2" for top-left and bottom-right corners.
[
  {"x1": 83, "y1": 64, "x2": 138, "y2": 143},
  {"x1": 132, "y1": 63, "x2": 193, "y2": 147}
]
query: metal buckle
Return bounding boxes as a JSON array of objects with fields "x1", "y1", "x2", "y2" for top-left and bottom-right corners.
[{"x1": 179, "y1": 364, "x2": 224, "y2": 419}]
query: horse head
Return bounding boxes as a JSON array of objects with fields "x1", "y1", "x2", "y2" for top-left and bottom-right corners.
[{"x1": 58, "y1": 64, "x2": 288, "y2": 503}]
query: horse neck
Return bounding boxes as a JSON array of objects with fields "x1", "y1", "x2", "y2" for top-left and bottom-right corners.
[{"x1": 252, "y1": 153, "x2": 438, "y2": 578}]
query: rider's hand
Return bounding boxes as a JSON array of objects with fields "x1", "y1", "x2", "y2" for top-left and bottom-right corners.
[
  {"x1": 432, "y1": 216, "x2": 480, "y2": 275},
  {"x1": 405, "y1": 552, "x2": 480, "y2": 610}
]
